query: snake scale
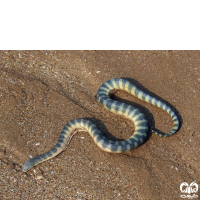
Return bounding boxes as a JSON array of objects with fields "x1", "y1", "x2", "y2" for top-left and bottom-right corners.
[{"x1": 22, "y1": 78, "x2": 179, "y2": 172}]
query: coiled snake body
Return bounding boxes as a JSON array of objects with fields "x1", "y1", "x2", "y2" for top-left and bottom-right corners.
[{"x1": 22, "y1": 78, "x2": 179, "y2": 172}]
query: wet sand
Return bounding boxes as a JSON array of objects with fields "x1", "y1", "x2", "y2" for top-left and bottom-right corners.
[{"x1": 0, "y1": 50, "x2": 199, "y2": 199}]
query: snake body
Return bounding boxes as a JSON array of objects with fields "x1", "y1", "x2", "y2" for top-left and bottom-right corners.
[{"x1": 22, "y1": 78, "x2": 179, "y2": 172}]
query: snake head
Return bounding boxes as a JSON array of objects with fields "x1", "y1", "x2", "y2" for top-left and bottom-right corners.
[{"x1": 22, "y1": 158, "x2": 37, "y2": 172}]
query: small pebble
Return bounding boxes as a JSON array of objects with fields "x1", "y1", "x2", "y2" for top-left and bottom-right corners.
[
  {"x1": 13, "y1": 176, "x2": 18, "y2": 182},
  {"x1": 37, "y1": 175, "x2": 43, "y2": 180}
]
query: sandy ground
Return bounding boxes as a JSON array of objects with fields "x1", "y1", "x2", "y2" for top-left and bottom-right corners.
[{"x1": 0, "y1": 50, "x2": 199, "y2": 200}]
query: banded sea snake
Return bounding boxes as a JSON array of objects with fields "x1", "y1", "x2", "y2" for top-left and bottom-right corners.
[{"x1": 22, "y1": 78, "x2": 179, "y2": 172}]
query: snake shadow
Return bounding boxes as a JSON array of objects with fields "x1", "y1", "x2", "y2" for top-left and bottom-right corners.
[
  {"x1": 82, "y1": 117, "x2": 119, "y2": 141},
  {"x1": 91, "y1": 77, "x2": 182, "y2": 146}
]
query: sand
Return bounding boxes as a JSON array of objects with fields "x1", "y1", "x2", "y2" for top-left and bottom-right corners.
[{"x1": 0, "y1": 50, "x2": 199, "y2": 200}]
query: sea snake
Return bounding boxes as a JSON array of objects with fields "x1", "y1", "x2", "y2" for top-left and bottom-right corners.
[{"x1": 22, "y1": 78, "x2": 179, "y2": 172}]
